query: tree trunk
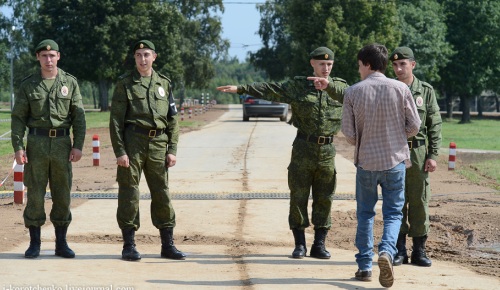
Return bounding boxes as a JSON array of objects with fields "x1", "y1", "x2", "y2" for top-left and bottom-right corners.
[
  {"x1": 179, "y1": 81, "x2": 185, "y2": 108},
  {"x1": 459, "y1": 95, "x2": 471, "y2": 124},
  {"x1": 99, "y1": 79, "x2": 110, "y2": 112},
  {"x1": 496, "y1": 94, "x2": 499, "y2": 112},
  {"x1": 93, "y1": 84, "x2": 98, "y2": 109},
  {"x1": 477, "y1": 96, "x2": 483, "y2": 119},
  {"x1": 444, "y1": 89, "x2": 453, "y2": 119}
]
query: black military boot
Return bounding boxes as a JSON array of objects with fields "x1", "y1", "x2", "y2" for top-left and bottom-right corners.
[
  {"x1": 411, "y1": 235, "x2": 432, "y2": 267},
  {"x1": 121, "y1": 228, "x2": 141, "y2": 261},
  {"x1": 25, "y1": 226, "x2": 41, "y2": 258},
  {"x1": 55, "y1": 226, "x2": 75, "y2": 258},
  {"x1": 393, "y1": 233, "x2": 409, "y2": 266},
  {"x1": 160, "y1": 227, "x2": 186, "y2": 260},
  {"x1": 291, "y1": 229, "x2": 306, "y2": 259},
  {"x1": 309, "y1": 229, "x2": 331, "y2": 259}
]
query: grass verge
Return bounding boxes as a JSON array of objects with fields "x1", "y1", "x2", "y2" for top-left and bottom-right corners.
[{"x1": 442, "y1": 118, "x2": 500, "y2": 190}]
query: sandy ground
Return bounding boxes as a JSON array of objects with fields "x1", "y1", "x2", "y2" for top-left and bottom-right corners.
[{"x1": 0, "y1": 105, "x2": 499, "y2": 280}]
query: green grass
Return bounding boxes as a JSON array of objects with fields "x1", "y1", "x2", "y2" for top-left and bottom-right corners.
[
  {"x1": 85, "y1": 111, "x2": 110, "y2": 129},
  {"x1": 441, "y1": 118, "x2": 500, "y2": 151},
  {"x1": 441, "y1": 118, "x2": 500, "y2": 190}
]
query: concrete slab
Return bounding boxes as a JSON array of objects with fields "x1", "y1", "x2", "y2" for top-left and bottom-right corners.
[{"x1": 2, "y1": 199, "x2": 499, "y2": 289}]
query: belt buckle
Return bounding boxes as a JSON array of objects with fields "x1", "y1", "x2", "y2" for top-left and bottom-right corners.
[
  {"x1": 148, "y1": 130, "x2": 157, "y2": 138},
  {"x1": 408, "y1": 141, "x2": 412, "y2": 149},
  {"x1": 49, "y1": 129, "x2": 57, "y2": 138},
  {"x1": 318, "y1": 136, "x2": 326, "y2": 145}
]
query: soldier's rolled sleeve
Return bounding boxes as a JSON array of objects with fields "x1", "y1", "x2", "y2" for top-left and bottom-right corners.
[
  {"x1": 426, "y1": 90, "x2": 443, "y2": 160},
  {"x1": 70, "y1": 83, "x2": 86, "y2": 150},
  {"x1": 109, "y1": 82, "x2": 129, "y2": 157},
  {"x1": 237, "y1": 83, "x2": 289, "y2": 103},
  {"x1": 325, "y1": 79, "x2": 348, "y2": 104},
  {"x1": 166, "y1": 114, "x2": 179, "y2": 155},
  {"x1": 11, "y1": 88, "x2": 29, "y2": 152},
  {"x1": 236, "y1": 85, "x2": 245, "y2": 95}
]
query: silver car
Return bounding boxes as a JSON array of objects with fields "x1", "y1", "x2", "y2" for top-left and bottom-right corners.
[{"x1": 242, "y1": 95, "x2": 288, "y2": 122}]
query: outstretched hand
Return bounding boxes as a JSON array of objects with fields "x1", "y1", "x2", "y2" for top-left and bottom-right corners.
[
  {"x1": 307, "y1": 77, "x2": 329, "y2": 90},
  {"x1": 216, "y1": 85, "x2": 237, "y2": 93}
]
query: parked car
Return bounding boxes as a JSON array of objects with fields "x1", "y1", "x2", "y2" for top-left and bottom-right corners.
[{"x1": 242, "y1": 95, "x2": 288, "y2": 122}]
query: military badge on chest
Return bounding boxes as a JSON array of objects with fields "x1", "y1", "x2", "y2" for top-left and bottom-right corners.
[
  {"x1": 416, "y1": 96, "x2": 424, "y2": 107},
  {"x1": 158, "y1": 86, "x2": 166, "y2": 98},
  {"x1": 61, "y1": 86, "x2": 69, "y2": 96}
]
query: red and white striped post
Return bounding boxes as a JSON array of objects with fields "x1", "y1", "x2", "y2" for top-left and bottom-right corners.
[
  {"x1": 448, "y1": 142, "x2": 456, "y2": 170},
  {"x1": 92, "y1": 134, "x2": 100, "y2": 166},
  {"x1": 188, "y1": 108, "x2": 192, "y2": 119},
  {"x1": 13, "y1": 163, "x2": 25, "y2": 204},
  {"x1": 180, "y1": 108, "x2": 185, "y2": 121}
]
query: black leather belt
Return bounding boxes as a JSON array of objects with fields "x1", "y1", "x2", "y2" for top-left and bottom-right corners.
[
  {"x1": 408, "y1": 140, "x2": 425, "y2": 149},
  {"x1": 296, "y1": 132, "x2": 334, "y2": 145},
  {"x1": 127, "y1": 124, "x2": 164, "y2": 138},
  {"x1": 29, "y1": 128, "x2": 70, "y2": 138}
]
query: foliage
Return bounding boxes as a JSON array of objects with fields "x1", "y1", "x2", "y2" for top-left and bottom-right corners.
[
  {"x1": 2, "y1": 0, "x2": 227, "y2": 110},
  {"x1": 1, "y1": 0, "x2": 500, "y2": 117},
  {"x1": 440, "y1": 0, "x2": 500, "y2": 122},
  {"x1": 251, "y1": 0, "x2": 401, "y2": 84},
  {"x1": 397, "y1": 0, "x2": 453, "y2": 83}
]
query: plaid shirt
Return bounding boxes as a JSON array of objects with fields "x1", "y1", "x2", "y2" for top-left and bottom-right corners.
[{"x1": 341, "y1": 72, "x2": 421, "y2": 171}]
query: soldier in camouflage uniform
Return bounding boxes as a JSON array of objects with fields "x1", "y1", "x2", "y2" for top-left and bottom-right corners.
[
  {"x1": 390, "y1": 47, "x2": 442, "y2": 267},
  {"x1": 109, "y1": 40, "x2": 185, "y2": 261},
  {"x1": 217, "y1": 47, "x2": 348, "y2": 259},
  {"x1": 11, "y1": 39, "x2": 86, "y2": 259}
]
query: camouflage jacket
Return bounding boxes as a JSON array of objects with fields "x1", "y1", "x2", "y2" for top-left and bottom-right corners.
[
  {"x1": 11, "y1": 68, "x2": 86, "y2": 151},
  {"x1": 237, "y1": 76, "x2": 348, "y2": 136},
  {"x1": 109, "y1": 69, "x2": 179, "y2": 157}
]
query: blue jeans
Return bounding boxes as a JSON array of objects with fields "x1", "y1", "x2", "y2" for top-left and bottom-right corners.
[{"x1": 355, "y1": 162, "x2": 405, "y2": 270}]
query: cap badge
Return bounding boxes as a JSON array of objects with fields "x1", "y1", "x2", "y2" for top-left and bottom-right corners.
[
  {"x1": 158, "y1": 87, "x2": 165, "y2": 97},
  {"x1": 46, "y1": 45, "x2": 51, "y2": 51},
  {"x1": 139, "y1": 43, "x2": 144, "y2": 49},
  {"x1": 61, "y1": 86, "x2": 69, "y2": 97},
  {"x1": 324, "y1": 54, "x2": 328, "y2": 59},
  {"x1": 394, "y1": 54, "x2": 398, "y2": 60}
]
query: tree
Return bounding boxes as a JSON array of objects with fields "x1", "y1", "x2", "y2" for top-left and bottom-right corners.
[
  {"x1": 23, "y1": 0, "x2": 226, "y2": 111},
  {"x1": 251, "y1": 0, "x2": 401, "y2": 84},
  {"x1": 397, "y1": 0, "x2": 453, "y2": 84},
  {"x1": 441, "y1": 0, "x2": 500, "y2": 123}
]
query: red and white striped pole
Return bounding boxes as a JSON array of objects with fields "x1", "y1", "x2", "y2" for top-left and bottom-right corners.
[
  {"x1": 181, "y1": 108, "x2": 185, "y2": 121},
  {"x1": 14, "y1": 163, "x2": 25, "y2": 204},
  {"x1": 448, "y1": 142, "x2": 456, "y2": 170},
  {"x1": 92, "y1": 134, "x2": 100, "y2": 166},
  {"x1": 188, "y1": 108, "x2": 192, "y2": 119}
]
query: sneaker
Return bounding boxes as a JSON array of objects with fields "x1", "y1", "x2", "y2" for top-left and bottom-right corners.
[
  {"x1": 378, "y1": 252, "x2": 394, "y2": 288},
  {"x1": 355, "y1": 269, "x2": 372, "y2": 282}
]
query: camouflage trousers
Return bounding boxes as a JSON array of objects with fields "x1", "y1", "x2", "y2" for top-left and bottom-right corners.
[
  {"x1": 23, "y1": 134, "x2": 73, "y2": 227},
  {"x1": 116, "y1": 129, "x2": 175, "y2": 230},
  {"x1": 401, "y1": 145, "x2": 431, "y2": 237},
  {"x1": 287, "y1": 139, "x2": 337, "y2": 230}
]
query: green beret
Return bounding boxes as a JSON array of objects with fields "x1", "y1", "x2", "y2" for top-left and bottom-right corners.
[
  {"x1": 133, "y1": 40, "x2": 155, "y2": 52},
  {"x1": 389, "y1": 47, "x2": 414, "y2": 61},
  {"x1": 310, "y1": 47, "x2": 334, "y2": 61},
  {"x1": 35, "y1": 39, "x2": 59, "y2": 53}
]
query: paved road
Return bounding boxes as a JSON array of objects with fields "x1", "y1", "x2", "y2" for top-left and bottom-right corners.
[{"x1": 1, "y1": 105, "x2": 498, "y2": 289}]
